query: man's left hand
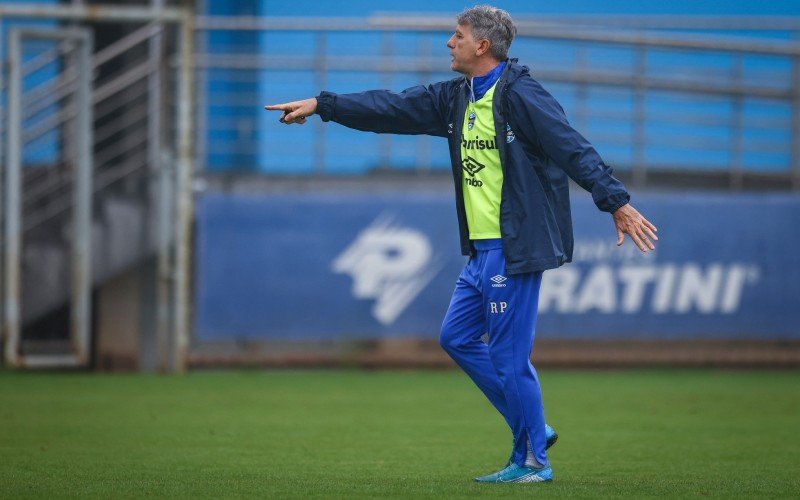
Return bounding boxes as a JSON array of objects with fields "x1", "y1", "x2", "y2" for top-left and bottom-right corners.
[{"x1": 613, "y1": 204, "x2": 658, "y2": 253}]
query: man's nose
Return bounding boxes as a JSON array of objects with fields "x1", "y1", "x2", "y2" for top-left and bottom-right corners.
[{"x1": 446, "y1": 37, "x2": 455, "y2": 49}]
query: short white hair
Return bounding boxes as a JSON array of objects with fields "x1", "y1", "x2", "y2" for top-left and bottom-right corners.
[{"x1": 456, "y1": 5, "x2": 517, "y2": 60}]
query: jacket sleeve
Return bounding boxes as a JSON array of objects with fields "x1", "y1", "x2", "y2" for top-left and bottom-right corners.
[
  {"x1": 507, "y1": 77, "x2": 630, "y2": 213},
  {"x1": 315, "y1": 81, "x2": 452, "y2": 138}
]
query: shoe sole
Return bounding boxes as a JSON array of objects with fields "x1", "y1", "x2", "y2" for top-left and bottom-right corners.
[
  {"x1": 491, "y1": 467, "x2": 555, "y2": 483},
  {"x1": 476, "y1": 473, "x2": 554, "y2": 484},
  {"x1": 508, "y1": 474, "x2": 553, "y2": 483}
]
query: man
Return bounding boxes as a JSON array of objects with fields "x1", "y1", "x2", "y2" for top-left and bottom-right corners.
[{"x1": 265, "y1": 5, "x2": 657, "y2": 484}]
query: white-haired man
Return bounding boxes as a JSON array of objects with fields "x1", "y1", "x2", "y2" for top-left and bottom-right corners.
[{"x1": 265, "y1": 5, "x2": 657, "y2": 484}]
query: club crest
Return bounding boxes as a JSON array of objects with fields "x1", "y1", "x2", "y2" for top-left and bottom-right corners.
[{"x1": 506, "y1": 123, "x2": 515, "y2": 143}]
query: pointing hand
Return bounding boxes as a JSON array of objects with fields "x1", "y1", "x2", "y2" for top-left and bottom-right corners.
[{"x1": 264, "y1": 98, "x2": 318, "y2": 125}]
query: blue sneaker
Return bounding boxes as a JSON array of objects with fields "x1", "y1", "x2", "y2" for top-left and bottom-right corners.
[
  {"x1": 545, "y1": 424, "x2": 559, "y2": 450},
  {"x1": 475, "y1": 463, "x2": 554, "y2": 483}
]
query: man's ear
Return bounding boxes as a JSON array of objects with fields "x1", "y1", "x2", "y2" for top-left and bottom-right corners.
[{"x1": 476, "y1": 39, "x2": 491, "y2": 57}]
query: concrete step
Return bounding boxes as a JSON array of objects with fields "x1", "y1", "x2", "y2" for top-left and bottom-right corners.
[{"x1": 21, "y1": 193, "x2": 159, "y2": 325}]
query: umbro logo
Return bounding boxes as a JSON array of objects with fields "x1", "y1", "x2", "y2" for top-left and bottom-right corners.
[
  {"x1": 462, "y1": 157, "x2": 485, "y2": 188},
  {"x1": 462, "y1": 156, "x2": 485, "y2": 177},
  {"x1": 490, "y1": 274, "x2": 507, "y2": 288}
]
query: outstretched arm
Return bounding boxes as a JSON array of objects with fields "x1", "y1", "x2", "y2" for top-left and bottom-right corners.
[
  {"x1": 507, "y1": 79, "x2": 659, "y2": 252},
  {"x1": 507, "y1": 79, "x2": 629, "y2": 213},
  {"x1": 314, "y1": 85, "x2": 450, "y2": 136},
  {"x1": 265, "y1": 81, "x2": 454, "y2": 137}
]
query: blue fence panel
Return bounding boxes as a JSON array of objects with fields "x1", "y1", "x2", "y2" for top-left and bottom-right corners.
[
  {"x1": 201, "y1": 0, "x2": 800, "y2": 174},
  {"x1": 0, "y1": 2, "x2": 60, "y2": 166},
  {"x1": 195, "y1": 192, "x2": 800, "y2": 341}
]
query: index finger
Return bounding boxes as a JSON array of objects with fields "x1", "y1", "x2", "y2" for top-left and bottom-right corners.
[{"x1": 264, "y1": 104, "x2": 291, "y2": 111}]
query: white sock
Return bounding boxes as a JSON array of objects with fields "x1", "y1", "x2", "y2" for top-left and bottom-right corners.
[{"x1": 524, "y1": 438, "x2": 543, "y2": 468}]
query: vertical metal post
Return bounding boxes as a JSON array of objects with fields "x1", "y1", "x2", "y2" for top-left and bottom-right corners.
[
  {"x1": 791, "y1": 53, "x2": 800, "y2": 191},
  {"x1": 148, "y1": 1, "x2": 166, "y2": 372},
  {"x1": 0, "y1": 14, "x2": 5, "y2": 355},
  {"x1": 730, "y1": 54, "x2": 744, "y2": 190},
  {"x1": 157, "y1": 150, "x2": 173, "y2": 372},
  {"x1": 574, "y1": 45, "x2": 588, "y2": 133},
  {"x1": 71, "y1": 30, "x2": 92, "y2": 365},
  {"x1": 632, "y1": 46, "x2": 647, "y2": 187},
  {"x1": 416, "y1": 36, "x2": 431, "y2": 173},
  {"x1": 173, "y1": 13, "x2": 195, "y2": 373},
  {"x1": 313, "y1": 32, "x2": 326, "y2": 174},
  {"x1": 4, "y1": 30, "x2": 22, "y2": 367},
  {"x1": 378, "y1": 32, "x2": 393, "y2": 168},
  {"x1": 195, "y1": 0, "x2": 208, "y2": 173},
  {"x1": 148, "y1": 6, "x2": 163, "y2": 183}
]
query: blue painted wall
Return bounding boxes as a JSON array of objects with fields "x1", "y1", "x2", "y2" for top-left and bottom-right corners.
[{"x1": 194, "y1": 191, "x2": 799, "y2": 341}]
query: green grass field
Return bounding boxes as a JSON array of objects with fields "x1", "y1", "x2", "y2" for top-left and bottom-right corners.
[{"x1": 1, "y1": 369, "x2": 799, "y2": 498}]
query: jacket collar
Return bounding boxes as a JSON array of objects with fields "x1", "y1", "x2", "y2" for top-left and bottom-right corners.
[
  {"x1": 467, "y1": 61, "x2": 506, "y2": 102},
  {"x1": 461, "y1": 58, "x2": 525, "y2": 95}
]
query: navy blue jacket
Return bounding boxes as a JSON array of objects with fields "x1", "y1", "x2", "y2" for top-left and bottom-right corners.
[{"x1": 315, "y1": 60, "x2": 630, "y2": 274}]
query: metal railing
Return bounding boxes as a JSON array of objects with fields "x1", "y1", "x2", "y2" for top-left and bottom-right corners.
[
  {"x1": 195, "y1": 15, "x2": 800, "y2": 189},
  {"x1": 0, "y1": 4, "x2": 194, "y2": 371}
]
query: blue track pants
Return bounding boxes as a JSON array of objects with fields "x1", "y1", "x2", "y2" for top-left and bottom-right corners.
[{"x1": 439, "y1": 239, "x2": 547, "y2": 467}]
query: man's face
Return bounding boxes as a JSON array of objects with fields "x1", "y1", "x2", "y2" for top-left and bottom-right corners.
[{"x1": 447, "y1": 24, "x2": 481, "y2": 74}]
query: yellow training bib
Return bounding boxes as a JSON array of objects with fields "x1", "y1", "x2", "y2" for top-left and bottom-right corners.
[{"x1": 461, "y1": 83, "x2": 503, "y2": 239}]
